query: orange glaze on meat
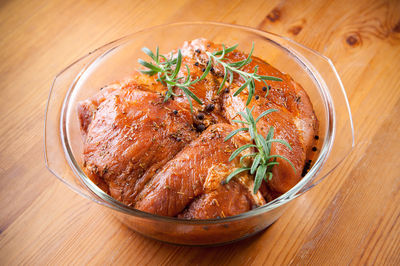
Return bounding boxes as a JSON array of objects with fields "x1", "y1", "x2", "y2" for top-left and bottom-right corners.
[
  {"x1": 78, "y1": 38, "x2": 318, "y2": 219},
  {"x1": 82, "y1": 87, "x2": 198, "y2": 205},
  {"x1": 135, "y1": 124, "x2": 265, "y2": 218}
]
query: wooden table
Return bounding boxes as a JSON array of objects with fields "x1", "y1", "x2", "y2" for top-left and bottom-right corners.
[{"x1": 1, "y1": 0, "x2": 399, "y2": 264}]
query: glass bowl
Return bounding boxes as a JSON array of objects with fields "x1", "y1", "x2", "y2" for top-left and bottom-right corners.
[{"x1": 44, "y1": 21, "x2": 354, "y2": 246}]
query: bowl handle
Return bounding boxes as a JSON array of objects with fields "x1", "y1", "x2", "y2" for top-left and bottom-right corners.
[
  {"x1": 44, "y1": 47, "x2": 114, "y2": 204},
  {"x1": 280, "y1": 38, "x2": 355, "y2": 198}
]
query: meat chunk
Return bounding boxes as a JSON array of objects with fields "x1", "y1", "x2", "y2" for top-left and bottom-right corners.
[
  {"x1": 78, "y1": 84, "x2": 119, "y2": 138},
  {"x1": 77, "y1": 72, "x2": 165, "y2": 138},
  {"x1": 135, "y1": 124, "x2": 265, "y2": 219},
  {"x1": 179, "y1": 39, "x2": 318, "y2": 195},
  {"x1": 79, "y1": 86, "x2": 198, "y2": 205},
  {"x1": 178, "y1": 179, "x2": 258, "y2": 219},
  {"x1": 221, "y1": 53, "x2": 317, "y2": 195}
]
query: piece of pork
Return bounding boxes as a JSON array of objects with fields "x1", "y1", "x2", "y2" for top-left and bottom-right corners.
[
  {"x1": 135, "y1": 124, "x2": 265, "y2": 219},
  {"x1": 181, "y1": 39, "x2": 318, "y2": 195},
  {"x1": 79, "y1": 86, "x2": 198, "y2": 205}
]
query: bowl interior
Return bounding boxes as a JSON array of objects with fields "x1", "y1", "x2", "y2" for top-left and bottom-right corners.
[{"x1": 62, "y1": 23, "x2": 330, "y2": 220}]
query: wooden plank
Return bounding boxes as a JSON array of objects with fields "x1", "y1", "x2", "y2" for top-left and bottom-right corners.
[{"x1": 0, "y1": 0, "x2": 399, "y2": 264}]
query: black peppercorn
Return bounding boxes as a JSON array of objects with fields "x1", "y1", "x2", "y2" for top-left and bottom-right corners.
[
  {"x1": 314, "y1": 135, "x2": 319, "y2": 140},
  {"x1": 302, "y1": 160, "x2": 312, "y2": 177},
  {"x1": 224, "y1": 88, "x2": 229, "y2": 93},
  {"x1": 194, "y1": 62, "x2": 199, "y2": 66},
  {"x1": 197, "y1": 113, "x2": 205, "y2": 120},
  {"x1": 312, "y1": 147, "x2": 317, "y2": 151},
  {"x1": 196, "y1": 124, "x2": 206, "y2": 132},
  {"x1": 202, "y1": 68, "x2": 206, "y2": 72},
  {"x1": 262, "y1": 86, "x2": 267, "y2": 91},
  {"x1": 255, "y1": 95, "x2": 260, "y2": 100},
  {"x1": 205, "y1": 104, "x2": 215, "y2": 112},
  {"x1": 195, "y1": 49, "x2": 201, "y2": 53},
  {"x1": 173, "y1": 110, "x2": 178, "y2": 115}
]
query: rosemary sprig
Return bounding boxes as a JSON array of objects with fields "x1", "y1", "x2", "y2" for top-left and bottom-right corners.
[
  {"x1": 224, "y1": 107, "x2": 296, "y2": 194},
  {"x1": 205, "y1": 43, "x2": 282, "y2": 105},
  {"x1": 138, "y1": 47, "x2": 211, "y2": 112},
  {"x1": 138, "y1": 43, "x2": 282, "y2": 111}
]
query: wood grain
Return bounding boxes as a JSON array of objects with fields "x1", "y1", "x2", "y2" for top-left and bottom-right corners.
[{"x1": 0, "y1": 0, "x2": 399, "y2": 264}]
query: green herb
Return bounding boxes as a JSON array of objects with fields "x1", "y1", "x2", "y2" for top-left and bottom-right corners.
[
  {"x1": 138, "y1": 43, "x2": 282, "y2": 111},
  {"x1": 138, "y1": 47, "x2": 211, "y2": 112},
  {"x1": 224, "y1": 107, "x2": 296, "y2": 194},
  {"x1": 205, "y1": 43, "x2": 282, "y2": 105}
]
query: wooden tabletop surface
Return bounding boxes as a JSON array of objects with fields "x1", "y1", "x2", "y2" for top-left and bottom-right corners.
[{"x1": 1, "y1": 0, "x2": 399, "y2": 264}]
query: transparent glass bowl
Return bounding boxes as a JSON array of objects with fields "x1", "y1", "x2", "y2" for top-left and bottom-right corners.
[{"x1": 44, "y1": 22, "x2": 354, "y2": 246}]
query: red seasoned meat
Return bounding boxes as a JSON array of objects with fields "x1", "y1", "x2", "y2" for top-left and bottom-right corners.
[
  {"x1": 135, "y1": 124, "x2": 265, "y2": 219},
  {"x1": 77, "y1": 38, "x2": 318, "y2": 218},
  {"x1": 79, "y1": 86, "x2": 198, "y2": 205}
]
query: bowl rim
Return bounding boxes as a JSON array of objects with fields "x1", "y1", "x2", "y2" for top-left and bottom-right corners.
[{"x1": 56, "y1": 21, "x2": 341, "y2": 224}]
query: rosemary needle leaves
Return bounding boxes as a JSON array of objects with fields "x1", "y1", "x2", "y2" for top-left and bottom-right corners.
[
  {"x1": 205, "y1": 43, "x2": 282, "y2": 105},
  {"x1": 224, "y1": 107, "x2": 296, "y2": 194},
  {"x1": 138, "y1": 47, "x2": 211, "y2": 112},
  {"x1": 138, "y1": 43, "x2": 282, "y2": 111}
]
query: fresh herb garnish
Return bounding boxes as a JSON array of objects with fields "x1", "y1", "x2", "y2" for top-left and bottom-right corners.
[
  {"x1": 205, "y1": 43, "x2": 282, "y2": 105},
  {"x1": 138, "y1": 43, "x2": 282, "y2": 111},
  {"x1": 224, "y1": 107, "x2": 296, "y2": 194},
  {"x1": 138, "y1": 47, "x2": 211, "y2": 112}
]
